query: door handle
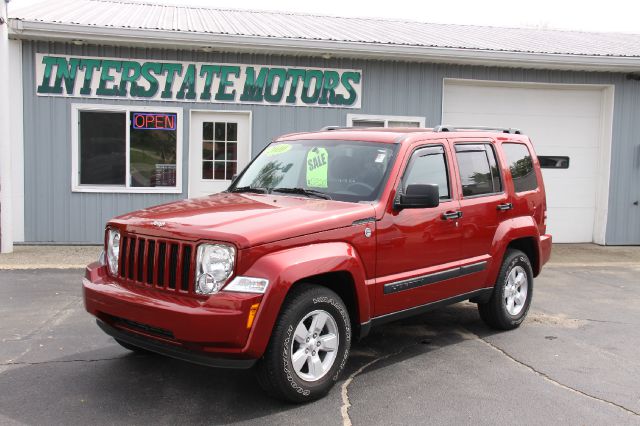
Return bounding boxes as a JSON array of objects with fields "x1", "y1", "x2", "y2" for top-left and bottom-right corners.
[
  {"x1": 497, "y1": 203, "x2": 513, "y2": 211},
  {"x1": 442, "y1": 210, "x2": 463, "y2": 220}
]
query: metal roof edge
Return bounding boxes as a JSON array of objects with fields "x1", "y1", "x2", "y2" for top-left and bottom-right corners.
[{"x1": 9, "y1": 19, "x2": 640, "y2": 72}]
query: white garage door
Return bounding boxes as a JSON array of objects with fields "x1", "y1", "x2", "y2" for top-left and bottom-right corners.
[{"x1": 443, "y1": 79, "x2": 610, "y2": 243}]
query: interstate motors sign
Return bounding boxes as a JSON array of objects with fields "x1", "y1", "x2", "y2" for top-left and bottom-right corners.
[{"x1": 35, "y1": 54, "x2": 362, "y2": 108}]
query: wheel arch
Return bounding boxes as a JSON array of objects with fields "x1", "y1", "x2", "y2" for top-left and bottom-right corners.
[
  {"x1": 239, "y1": 242, "x2": 370, "y2": 358},
  {"x1": 488, "y1": 217, "x2": 542, "y2": 284}
]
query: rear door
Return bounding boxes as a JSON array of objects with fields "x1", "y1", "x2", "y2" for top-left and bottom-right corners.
[{"x1": 451, "y1": 140, "x2": 510, "y2": 288}]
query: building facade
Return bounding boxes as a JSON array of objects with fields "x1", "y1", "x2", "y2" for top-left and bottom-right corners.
[{"x1": 4, "y1": 1, "x2": 640, "y2": 245}]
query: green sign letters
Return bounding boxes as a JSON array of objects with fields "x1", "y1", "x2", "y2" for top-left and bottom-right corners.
[{"x1": 35, "y1": 54, "x2": 362, "y2": 108}]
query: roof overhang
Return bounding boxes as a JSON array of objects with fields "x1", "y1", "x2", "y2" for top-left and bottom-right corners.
[{"x1": 9, "y1": 19, "x2": 640, "y2": 73}]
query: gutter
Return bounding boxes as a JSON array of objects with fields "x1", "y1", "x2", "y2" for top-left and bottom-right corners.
[{"x1": 8, "y1": 19, "x2": 640, "y2": 73}]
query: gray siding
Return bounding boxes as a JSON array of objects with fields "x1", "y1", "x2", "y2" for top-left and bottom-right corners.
[{"x1": 22, "y1": 41, "x2": 640, "y2": 244}]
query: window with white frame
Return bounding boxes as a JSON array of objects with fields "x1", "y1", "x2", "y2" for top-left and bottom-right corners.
[
  {"x1": 347, "y1": 114, "x2": 426, "y2": 128},
  {"x1": 72, "y1": 105, "x2": 182, "y2": 193}
]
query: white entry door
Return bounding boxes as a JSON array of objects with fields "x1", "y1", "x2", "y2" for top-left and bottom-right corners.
[
  {"x1": 443, "y1": 79, "x2": 611, "y2": 243},
  {"x1": 189, "y1": 111, "x2": 251, "y2": 198}
]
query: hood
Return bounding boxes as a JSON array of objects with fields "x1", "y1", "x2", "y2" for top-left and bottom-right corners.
[{"x1": 110, "y1": 193, "x2": 376, "y2": 248}]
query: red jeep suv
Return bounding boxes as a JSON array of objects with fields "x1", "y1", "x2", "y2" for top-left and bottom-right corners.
[{"x1": 83, "y1": 125, "x2": 552, "y2": 402}]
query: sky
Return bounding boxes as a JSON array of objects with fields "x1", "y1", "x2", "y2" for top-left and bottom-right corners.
[{"x1": 8, "y1": 0, "x2": 640, "y2": 34}]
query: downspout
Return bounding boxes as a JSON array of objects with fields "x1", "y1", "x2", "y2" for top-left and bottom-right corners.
[{"x1": 0, "y1": 0, "x2": 13, "y2": 253}]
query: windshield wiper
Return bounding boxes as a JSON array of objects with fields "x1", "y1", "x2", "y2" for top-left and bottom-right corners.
[
  {"x1": 271, "y1": 187, "x2": 332, "y2": 200},
  {"x1": 228, "y1": 186, "x2": 268, "y2": 194}
]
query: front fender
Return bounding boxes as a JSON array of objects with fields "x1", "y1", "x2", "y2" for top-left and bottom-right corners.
[
  {"x1": 238, "y1": 242, "x2": 370, "y2": 358},
  {"x1": 487, "y1": 216, "x2": 541, "y2": 285}
]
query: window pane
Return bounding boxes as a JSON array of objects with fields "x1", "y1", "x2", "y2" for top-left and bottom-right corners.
[
  {"x1": 352, "y1": 120, "x2": 384, "y2": 127},
  {"x1": 214, "y1": 142, "x2": 225, "y2": 161},
  {"x1": 486, "y1": 145, "x2": 503, "y2": 193},
  {"x1": 202, "y1": 161, "x2": 213, "y2": 179},
  {"x1": 226, "y1": 162, "x2": 237, "y2": 180},
  {"x1": 79, "y1": 111, "x2": 126, "y2": 185},
  {"x1": 404, "y1": 146, "x2": 450, "y2": 198},
  {"x1": 388, "y1": 120, "x2": 420, "y2": 127},
  {"x1": 539, "y1": 155, "x2": 569, "y2": 169},
  {"x1": 503, "y1": 143, "x2": 538, "y2": 192},
  {"x1": 130, "y1": 112, "x2": 177, "y2": 187},
  {"x1": 227, "y1": 123, "x2": 238, "y2": 141},
  {"x1": 203, "y1": 142, "x2": 213, "y2": 161},
  {"x1": 215, "y1": 122, "x2": 225, "y2": 141},
  {"x1": 455, "y1": 149, "x2": 494, "y2": 197},
  {"x1": 202, "y1": 122, "x2": 213, "y2": 140},
  {"x1": 226, "y1": 142, "x2": 237, "y2": 161},
  {"x1": 214, "y1": 161, "x2": 225, "y2": 179}
]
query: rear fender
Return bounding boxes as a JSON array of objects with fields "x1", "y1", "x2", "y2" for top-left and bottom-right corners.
[
  {"x1": 239, "y1": 242, "x2": 369, "y2": 358},
  {"x1": 487, "y1": 217, "x2": 541, "y2": 285}
]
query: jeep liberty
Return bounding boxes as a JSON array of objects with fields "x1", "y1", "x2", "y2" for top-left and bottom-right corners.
[{"x1": 83, "y1": 125, "x2": 552, "y2": 402}]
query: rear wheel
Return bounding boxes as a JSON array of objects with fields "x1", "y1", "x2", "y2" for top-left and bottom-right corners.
[
  {"x1": 256, "y1": 285, "x2": 351, "y2": 403},
  {"x1": 478, "y1": 249, "x2": 533, "y2": 330}
]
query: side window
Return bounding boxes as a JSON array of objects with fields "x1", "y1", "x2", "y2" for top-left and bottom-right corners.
[
  {"x1": 503, "y1": 143, "x2": 538, "y2": 192},
  {"x1": 454, "y1": 144, "x2": 502, "y2": 197},
  {"x1": 403, "y1": 145, "x2": 450, "y2": 199}
]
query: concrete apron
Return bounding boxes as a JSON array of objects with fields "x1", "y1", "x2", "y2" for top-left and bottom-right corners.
[{"x1": 0, "y1": 243, "x2": 638, "y2": 270}]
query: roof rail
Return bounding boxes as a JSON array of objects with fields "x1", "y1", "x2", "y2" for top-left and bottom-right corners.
[
  {"x1": 319, "y1": 125, "x2": 349, "y2": 131},
  {"x1": 434, "y1": 125, "x2": 521, "y2": 135}
]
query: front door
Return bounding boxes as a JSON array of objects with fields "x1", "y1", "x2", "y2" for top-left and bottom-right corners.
[
  {"x1": 375, "y1": 142, "x2": 463, "y2": 316},
  {"x1": 189, "y1": 111, "x2": 251, "y2": 198}
]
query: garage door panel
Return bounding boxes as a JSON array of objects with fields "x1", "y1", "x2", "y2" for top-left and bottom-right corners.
[
  {"x1": 443, "y1": 113, "x2": 599, "y2": 149},
  {"x1": 537, "y1": 149, "x2": 598, "y2": 179},
  {"x1": 547, "y1": 208, "x2": 595, "y2": 243},
  {"x1": 543, "y1": 176, "x2": 596, "y2": 208},
  {"x1": 443, "y1": 81, "x2": 605, "y2": 243},
  {"x1": 444, "y1": 85, "x2": 602, "y2": 117}
]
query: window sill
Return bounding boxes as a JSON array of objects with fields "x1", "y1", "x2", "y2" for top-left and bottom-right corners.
[{"x1": 72, "y1": 186, "x2": 183, "y2": 194}]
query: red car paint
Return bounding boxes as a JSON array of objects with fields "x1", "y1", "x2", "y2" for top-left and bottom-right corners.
[{"x1": 83, "y1": 128, "x2": 552, "y2": 364}]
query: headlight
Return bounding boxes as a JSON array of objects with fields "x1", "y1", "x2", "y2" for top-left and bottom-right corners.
[
  {"x1": 195, "y1": 244, "x2": 235, "y2": 295},
  {"x1": 106, "y1": 228, "x2": 120, "y2": 275}
]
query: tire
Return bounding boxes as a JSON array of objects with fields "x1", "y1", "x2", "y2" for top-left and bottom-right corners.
[
  {"x1": 255, "y1": 284, "x2": 352, "y2": 403},
  {"x1": 478, "y1": 249, "x2": 533, "y2": 330},
  {"x1": 114, "y1": 338, "x2": 150, "y2": 354}
]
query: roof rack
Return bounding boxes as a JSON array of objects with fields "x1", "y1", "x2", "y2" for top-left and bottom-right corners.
[
  {"x1": 319, "y1": 125, "x2": 351, "y2": 131},
  {"x1": 434, "y1": 125, "x2": 521, "y2": 135}
]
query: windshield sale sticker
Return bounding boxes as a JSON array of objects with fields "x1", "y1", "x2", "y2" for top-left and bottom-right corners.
[
  {"x1": 264, "y1": 144, "x2": 293, "y2": 156},
  {"x1": 35, "y1": 54, "x2": 362, "y2": 109},
  {"x1": 306, "y1": 148, "x2": 329, "y2": 188}
]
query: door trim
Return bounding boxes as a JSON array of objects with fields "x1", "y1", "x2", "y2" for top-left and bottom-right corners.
[
  {"x1": 187, "y1": 109, "x2": 252, "y2": 198},
  {"x1": 383, "y1": 261, "x2": 487, "y2": 294}
]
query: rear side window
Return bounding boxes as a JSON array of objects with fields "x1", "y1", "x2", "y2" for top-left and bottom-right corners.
[
  {"x1": 503, "y1": 143, "x2": 538, "y2": 193},
  {"x1": 403, "y1": 145, "x2": 450, "y2": 199},
  {"x1": 454, "y1": 144, "x2": 502, "y2": 197}
]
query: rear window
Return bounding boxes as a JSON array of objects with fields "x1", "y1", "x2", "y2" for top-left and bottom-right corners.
[
  {"x1": 502, "y1": 143, "x2": 538, "y2": 193},
  {"x1": 454, "y1": 144, "x2": 502, "y2": 197}
]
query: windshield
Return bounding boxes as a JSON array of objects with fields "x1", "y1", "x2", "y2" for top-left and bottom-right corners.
[{"x1": 230, "y1": 140, "x2": 398, "y2": 203}]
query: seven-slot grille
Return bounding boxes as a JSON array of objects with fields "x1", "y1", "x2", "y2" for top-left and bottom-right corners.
[{"x1": 118, "y1": 233, "x2": 195, "y2": 294}]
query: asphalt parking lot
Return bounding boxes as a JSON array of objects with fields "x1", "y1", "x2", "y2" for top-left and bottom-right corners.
[{"x1": 1, "y1": 248, "x2": 639, "y2": 425}]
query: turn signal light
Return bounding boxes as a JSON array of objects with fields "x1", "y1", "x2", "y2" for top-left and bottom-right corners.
[{"x1": 247, "y1": 303, "x2": 260, "y2": 329}]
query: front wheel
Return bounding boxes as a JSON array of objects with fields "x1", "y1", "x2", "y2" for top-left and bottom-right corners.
[
  {"x1": 256, "y1": 285, "x2": 351, "y2": 403},
  {"x1": 478, "y1": 248, "x2": 533, "y2": 330}
]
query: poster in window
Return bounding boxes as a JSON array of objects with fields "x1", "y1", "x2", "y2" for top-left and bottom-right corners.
[{"x1": 130, "y1": 112, "x2": 178, "y2": 187}]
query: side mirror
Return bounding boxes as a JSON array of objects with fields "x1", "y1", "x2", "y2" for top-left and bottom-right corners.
[
  {"x1": 230, "y1": 174, "x2": 238, "y2": 184},
  {"x1": 396, "y1": 184, "x2": 440, "y2": 209}
]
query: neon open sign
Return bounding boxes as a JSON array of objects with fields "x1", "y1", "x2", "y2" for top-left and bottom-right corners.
[{"x1": 132, "y1": 112, "x2": 177, "y2": 130}]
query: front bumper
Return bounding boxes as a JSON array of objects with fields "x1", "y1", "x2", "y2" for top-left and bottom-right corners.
[
  {"x1": 96, "y1": 319, "x2": 256, "y2": 369},
  {"x1": 83, "y1": 262, "x2": 263, "y2": 364}
]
